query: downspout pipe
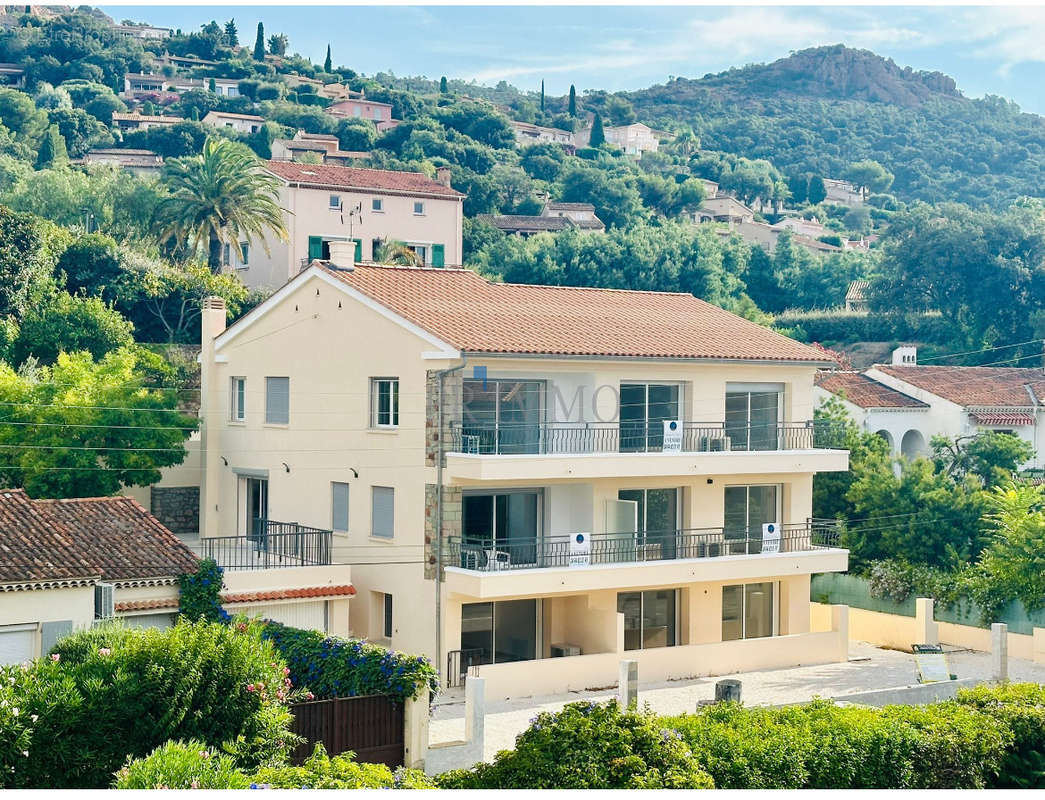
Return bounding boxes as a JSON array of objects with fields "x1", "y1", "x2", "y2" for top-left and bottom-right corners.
[{"x1": 435, "y1": 357, "x2": 466, "y2": 684}]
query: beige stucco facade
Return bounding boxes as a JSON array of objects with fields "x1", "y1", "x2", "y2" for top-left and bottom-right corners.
[
  {"x1": 193, "y1": 265, "x2": 850, "y2": 697},
  {"x1": 237, "y1": 180, "x2": 464, "y2": 291}
]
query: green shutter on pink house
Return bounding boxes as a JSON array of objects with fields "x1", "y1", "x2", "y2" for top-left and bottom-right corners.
[
  {"x1": 432, "y1": 243, "x2": 445, "y2": 267},
  {"x1": 307, "y1": 236, "x2": 324, "y2": 261}
]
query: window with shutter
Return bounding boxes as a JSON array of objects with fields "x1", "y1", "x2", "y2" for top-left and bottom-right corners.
[
  {"x1": 265, "y1": 377, "x2": 290, "y2": 424},
  {"x1": 371, "y1": 486, "x2": 394, "y2": 538},
  {"x1": 308, "y1": 236, "x2": 324, "y2": 261},
  {"x1": 332, "y1": 482, "x2": 349, "y2": 532},
  {"x1": 432, "y1": 243, "x2": 445, "y2": 267},
  {"x1": 353, "y1": 238, "x2": 362, "y2": 262}
]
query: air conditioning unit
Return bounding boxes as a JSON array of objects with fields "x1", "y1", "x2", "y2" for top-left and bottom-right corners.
[
  {"x1": 699, "y1": 435, "x2": 730, "y2": 452},
  {"x1": 94, "y1": 582, "x2": 115, "y2": 620},
  {"x1": 550, "y1": 642, "x2": 581, "y2": 658}
]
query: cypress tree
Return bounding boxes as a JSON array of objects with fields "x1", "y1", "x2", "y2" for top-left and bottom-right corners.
[
  {"x1": 568, "y1": 84, "x2": 576, "y2": 116},
  {"x1": 324, "y1": 44, "x2": 332, "y2": 73},
  {"x1": 807, "y1": 175, "x2": 827, "y2": 205},
  {"x1": 439, "y1": 76, "x2": 448, "y2": 94},
  {"x1": 589, "y1": 112, "x2": 605, "y2": 147},
  {"x1": 253, "y1": 22, "x2": 265, "y2": 60},
  {"x1": 208, "y1": 77, "x2": 216, "y2": 93},
  {"x1": 540, "y1": 80, "x2": 545, "y2": 111},
  {"x1": 35, "y1": 124, "x2": 67, "y2": 169}
]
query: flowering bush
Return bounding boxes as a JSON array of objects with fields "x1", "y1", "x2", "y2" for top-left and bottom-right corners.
[
  {"x1": 113, "y1": 740, "x2": 249, "y2": 789},
  {"x1": 437, "y1": 700, "x2": 714, "y2": 789},
  {"x1": 256, "y1": 620, "x2": 438, "y2": 702},
  {"x1": 0, "y1": 620, "x2": 297, "y2": 788},
  {"x1": 252, "y1": 743, "x2": 434, "y2": 788},
  {"x1": 178, "y1": 558, "x2": 228, "y2": 622}
]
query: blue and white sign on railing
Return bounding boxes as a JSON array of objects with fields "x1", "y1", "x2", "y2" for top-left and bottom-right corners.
[
  {"x1": 662, "y1": 419, "x2": 683, "y2": 452},
  {"x1": 569, "y1": 532, "x2": 591, "y2": 567},
  {"x1": 762, "y1": 522, "x2": 781, "y2": 554}
]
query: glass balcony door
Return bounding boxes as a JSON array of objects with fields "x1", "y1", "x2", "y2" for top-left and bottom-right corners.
[
  {"x1": 617, "y1": 488, "x2": 679, "y2": 559},
  {"x1": 461, "y1": 599, "x2": 538, "y2": 665},
  {"x1": 617, "y1": 590, "x2": 677, "y2": 650},
  {"x1": 243, "y1": 477, "x2": 268, "y2": 543},
  {"x1": 619, "y1": 383, "x2": 682, "y2": 452},
  {"x1": 462, "y1": 491, "x2": 540, "y2": 568},
  {"x1": 722, "y1": 582, "x2": 777, "y2": 641},
  {"x1": 725, "y1": 383, "x2": 782, "y2": 451},
  {"x1": 724, "y1": 485, "x2": 779, "y2": 554},
  {"x1": 462, "y1": 379, "x2": 543, "y2": 454}
]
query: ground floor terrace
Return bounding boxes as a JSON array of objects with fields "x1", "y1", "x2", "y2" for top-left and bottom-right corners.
[{"x1": 441, "y1": 569, "x2": 849, "y2": 701}]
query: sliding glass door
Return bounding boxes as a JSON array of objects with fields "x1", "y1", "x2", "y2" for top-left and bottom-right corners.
[
  {"x1": 462, "y1": 379, "x2": 543, "y2": 454},
  {"x1": 722, "y1": 582, "x2": 776, "y2": 641},
  {"x1": 725, "y1": 383, "x2": 782, "y2": 451},
  {"x1": 619, "y1": 383, "x2": 682, "y2": 452},
  {"x1": 617, "y1": 488, "x2": 679, "y2": 558},
  {"x1": 617, "y1": 590, "x2": 677, "y2": 650},
  {"x1": 462, "y1": 491, "x2": 540, "y2": 568},
  {"x1": 460, "y1": 599, "x2": 538, "y2": 665},
  {"x1": 724, "y1": 485, "x2": 779, "y2": 554}
]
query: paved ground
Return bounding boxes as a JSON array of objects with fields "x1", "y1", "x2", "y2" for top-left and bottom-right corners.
[{"x1": 430, "y1": 641, "x2": 1045, "y2": 762}]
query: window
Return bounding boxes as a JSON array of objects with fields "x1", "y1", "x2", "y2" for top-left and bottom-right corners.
[
  {"x1": 239, "y1": 242, "x2": 249, "y2": 266},
  {"x1": 409, "y1": 244, "x2": 427, "y2": 264},
  {"x1": 724, "y1": 485, "x2": 779, "y2": 552},
  {"x1": 371, "y1": 486, "x2": 394, "y2": 538},
  {"x1": 383, "y1": 593, "x2": 393, "y2": 638},
  {"x1": 413, "y1": 201, "x2": 425, "y2": 215},
  {"x1": 617, "y1": 590, "x2": 677, "y2": 650},
  {"x1": 331, "y1": 482, "x2": 349, "y2": 533},
  {"x1": 462, "y1": 379, "x2": 543, "y2": 454},
  {"x1": 230, "y1": 377, "x2": 246, "y2": 422},
  {"x1": 722, "y1": 582, "x2": 776, "y2": 641},
  {"x1": 725, "y1": 383, "x2": 783, "y2": 451},
  {"x1": 371, "y1": 198, "x2": 383, "y2": 212},
  {"x1": 373, "y1": 108, "x2": 383, "y2": 121},
  {"x1": 329, "y1": 194, "x2": 341, "y2": 210},
  {"x1": 460, "y1": 599, "x2": 537, "y2": 665},
  {"x1": 619, "y1": 383, "x2": 682, "y2": 452},
  {"x1": 370, "y1": 378, "x2": 399, "y2": 427},
  {"x1": 265, "y1": 377, "x2": 290, "y2": 424},
  {"x1": 616, "y1": 488, "x2": 679, "y2": 554},
  {"x1": 222, "y1": 242, "x2": 231, "y2": 266}
]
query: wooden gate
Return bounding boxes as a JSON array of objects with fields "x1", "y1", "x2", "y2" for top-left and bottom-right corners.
[{"x1": 289, "y1": 695, "x2": 404, "y2": 768}]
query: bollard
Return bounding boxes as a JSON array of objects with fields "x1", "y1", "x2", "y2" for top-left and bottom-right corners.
[
  {"x1": 992, "y1": 623, "x2": 1008, "y2": 683},
  {"x1": 715, "y1": 678, "x2": 742, "y2": 703},
  {"x1": 618, "y1": 659, "x2": 638, "y2": 708}
]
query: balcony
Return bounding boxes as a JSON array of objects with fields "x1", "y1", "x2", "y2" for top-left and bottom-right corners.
[
  {"x1": 197, "y1": 521, "x2": 333, "y2": 570},
  {"x1": 443, "y1": 421, "x2": 849, "y2": 483},
  {"x1": 442, "y1": 522, "x2": 848, "y2": 599}
]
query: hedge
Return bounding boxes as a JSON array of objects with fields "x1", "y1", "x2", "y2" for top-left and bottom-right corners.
[
  {"x1": 256, "y1": 620, "x2": 438, "y2": 702},
  {"x1": 773, "y1": 309, "x2": 955, "y2": 345},
  {"x1": 0, "y1": 620, "x2": 296, "y2": 788}
]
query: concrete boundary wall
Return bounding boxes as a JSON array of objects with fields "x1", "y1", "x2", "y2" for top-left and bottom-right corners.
[{"x1": 832, "y1": 677, "x2": 984, "y2": 707}]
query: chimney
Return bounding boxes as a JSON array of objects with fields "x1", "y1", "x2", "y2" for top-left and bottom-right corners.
[
  {"x1": 892, "y1": 345, "x2": 917, "y2": 366},
  {"x1": 199, "y1": 296, "x2": 227, "y2": 539},
  {"x1": 327, "y1": 240, "x2": 356, "y2": 271},
  {"x1": 436, "y1": 166, "x2": 452, "y2": 187}
]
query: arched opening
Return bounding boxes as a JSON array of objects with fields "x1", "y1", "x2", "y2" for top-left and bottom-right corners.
[
  {"x1": 875, "y1": 429, "x2": 894, "y2": 452},
  {"x1": 900, "y1": 429, "x2": 927, "y2": 461}
]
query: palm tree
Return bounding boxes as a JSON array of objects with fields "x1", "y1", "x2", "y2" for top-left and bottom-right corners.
[
  {"x1": 375, "y1": 240, "x2": 423, "y2": 267},
  {"x1": 155, "y1": 138, "x2": 287, "y2": 273}
]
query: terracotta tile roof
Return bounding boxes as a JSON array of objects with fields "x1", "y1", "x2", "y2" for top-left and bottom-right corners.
[
  {"x1": 874, "y1": 365, "x2": 1045, "y2": 408},
  {"x1": 264, "y1": 161, "x2": 463, "y2": 198},
  {"x1": 816, "y1": 371, "x2": 928, "y2": 409},
  {"x1": 115, "y1": 597, "x2": 179, "y2": 612},
  {"x1": 0, "y1": 489, "x2": 198, "y2": 584},
  {"x1": 845, "y1": 280, "x2": 870, "y2": 302},
  {"x1": 319, "y1": 264, "x2": 832, "y2": 362},
  {"x1": 481, "y1": 214, "x2": 571, "y2": 232},
  {"x1": 223, "y1": 585, "x2": 356, "y2": 604},
  {"x1": 972, "y1": 412, "x2": 1036, "y2": 426},
  {"x1": 204, "y1": 111, "x2": 264, "y2": 122},
  {"x1": 111, "y1": 112, "x2": 184, "y2": 124}
]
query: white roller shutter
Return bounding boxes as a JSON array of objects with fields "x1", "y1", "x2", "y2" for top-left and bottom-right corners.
[
  {"x1": 243, "y1": 601, "x2": 327, "y2": 632},
  {"x1": 0, "y1": 625, "x2": 36, "y2": 665}
]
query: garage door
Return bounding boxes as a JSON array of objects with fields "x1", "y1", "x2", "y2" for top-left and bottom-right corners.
[
  {"x1": 244, "y1": 601, "x2": 327, "y2": 632},
  {"x1": 0, "y1": 625, "x2": 36, "y2": 665}
]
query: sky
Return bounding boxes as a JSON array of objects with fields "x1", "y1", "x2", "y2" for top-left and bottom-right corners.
[{"x1": 101, "y1": 5, "x2": 1045, "y2": 114}]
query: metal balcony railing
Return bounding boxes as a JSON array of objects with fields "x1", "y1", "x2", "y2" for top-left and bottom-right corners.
[
  {"x1": 444, "y1": 521, "x2": 841, "y2": 572},
  {"x1": 200, "y1": 520, "x2": 333, "y2": 570},
  {"x1": 447, "y1": 420, "x2": 838, "y2": 456}
]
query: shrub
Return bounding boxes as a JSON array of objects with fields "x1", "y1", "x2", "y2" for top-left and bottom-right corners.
[
  {"x1": 956, "y1": 683, "x2": 1045, "y2": 788},
  {"x1": 436, "y1": 700, "x2": 714, "y2": 789},
  {"x1": 178, "y1": 558, "x2": 227, "y2": 622},
  {"x1": 0, "y1": 620, "x2": 296, "y2": 788},
  {"x1": 252, "y1": 743, "x2": 434, "y2": 788},
  {"x1": 664, "y1": 697, "x2": 1009, "y2": 789},
  {"x1": 256, "y1": 621, "x2": 437, "y2": 702},
  {"x1": 113, "y1": 740, "x2": 250, "y2": 789}
]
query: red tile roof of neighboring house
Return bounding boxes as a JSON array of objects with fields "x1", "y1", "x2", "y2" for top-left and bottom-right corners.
[
  {"x1": 0, "y1": 490, "x2": 198, "y2": 584},
  {"x1": 874, "y1": 365, "x2": 1045, "y2": 408},
  {"x1": 264, "y1": 161, "x2": 463, "y2": 198},
  {"x1": 971, "y1": 412, "x2": 1036, "y2": 426},
  {"x1": 223, "y1": 585, "x2": 357, "y2": 604},
  {"x1": 816, "y1": 371, "x2": 928, "y2": 409},
  {"x1": 204, "y1": 111, "x2": 264, "y2": 121},
  {"x1": 111, "y1": 112, "x2": 184, "y2": 124},
  {"x1": 318, "y1": 264, "x2": 832, "y2": 363},
  {"x1": 115, "y1": 597, "x2": 179, "y2": 612}
]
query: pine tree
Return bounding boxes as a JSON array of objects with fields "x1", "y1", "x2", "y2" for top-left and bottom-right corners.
[
  {"x1": 540, "y1": 80, "x2": 545, "y2": 111},
  {"x1": 35, "y1": 124, "x2": 67, "y2": 169},
  {"x1": 324, "y1": 44, "x2": 332, "y2": 73},
  {"x1": 568, "y1": 84, "x2": 576, "y2": 116},
  {"x1": 439, "y1": 76, "x2": 448, "y2": 94},
  {"x1": 253, "y1": 22, "x2": 265, "y2": 60},
  {"x1": 589, "y1": 112, "x2": 605, "y2": 147},
  {"x1": 224, "y1": 18, "x2": 238, "y2": 47}
]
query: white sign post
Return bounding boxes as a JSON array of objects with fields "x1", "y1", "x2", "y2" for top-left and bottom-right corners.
[
  {"x1": 662, "y1": 420, "x2": 683, "y2": 452},
  {"x1": 761, "y1": 522, "x2": 781, "y2": 554},
  {"x1": 569, "y1": 532, "x2": 591, "y2": 567}
]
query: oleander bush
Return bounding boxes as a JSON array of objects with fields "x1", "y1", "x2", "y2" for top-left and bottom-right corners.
[
  {"x1": 113, "y1": 740, "x2": 250, "y2": 789},
  {"x1": 251, "y1": 743, "x2": 435, "y2": 789},
  {"x1": 436, "y1": 700, "x2": 714, "y2": 789},
  {"x1": 256, "y1": 620, "x2": 438, "y2": 702},
  {"x1": 0, "y1": 619, "x2": 297, "y2": 788},
  {"x1": 663, "y1": 696, "x2": 1011, "y2": 789}
]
